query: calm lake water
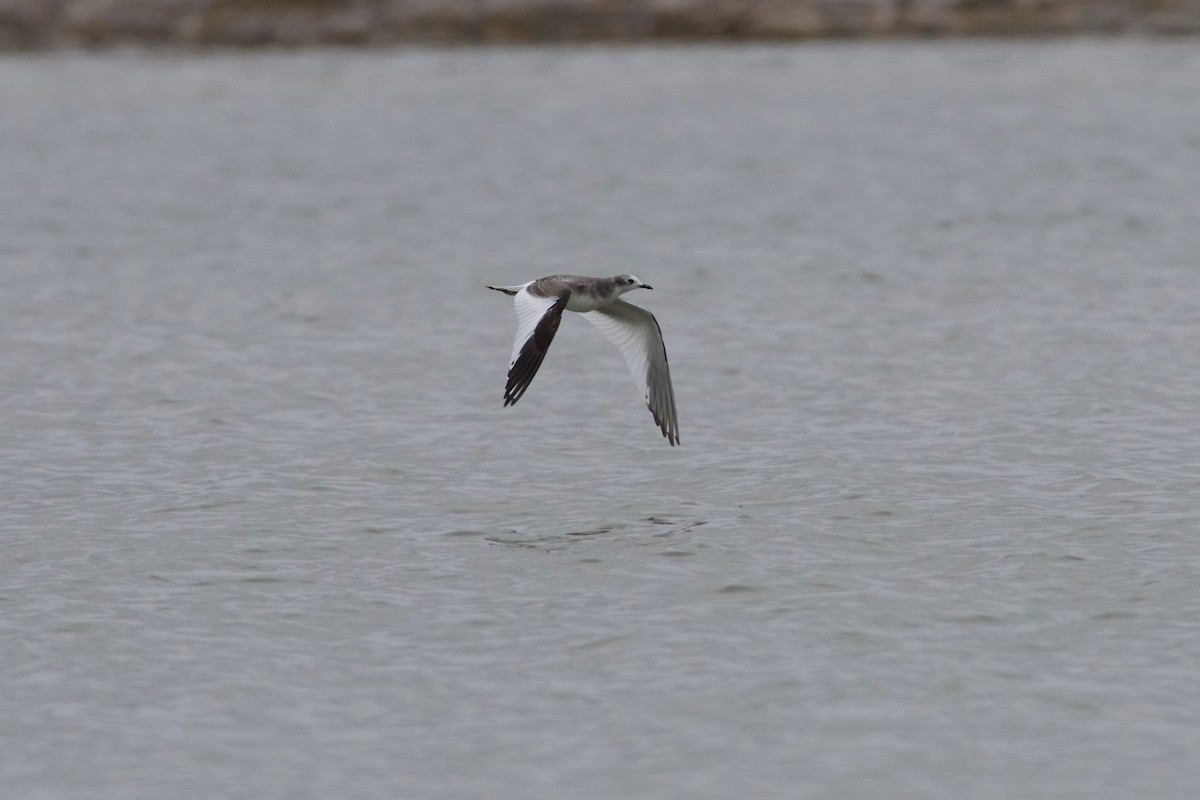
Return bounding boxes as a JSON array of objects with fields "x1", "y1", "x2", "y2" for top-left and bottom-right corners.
[{"x1": 3, "y1": 40, "x2": 1200, "y2": 799}]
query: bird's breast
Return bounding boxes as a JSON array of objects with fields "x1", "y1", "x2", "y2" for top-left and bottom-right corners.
[{"x1": 564, "y1": 291, "x2": 611, "y2": 313}]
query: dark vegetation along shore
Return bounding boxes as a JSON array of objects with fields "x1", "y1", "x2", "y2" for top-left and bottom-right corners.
[{"x1": 2, "y1": 0, "x2": 1199, "y2": 49}]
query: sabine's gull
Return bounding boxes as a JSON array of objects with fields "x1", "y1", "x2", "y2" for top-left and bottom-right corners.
[{"x1": 487, "y1": 274, "x2": 679, "y2": 446}]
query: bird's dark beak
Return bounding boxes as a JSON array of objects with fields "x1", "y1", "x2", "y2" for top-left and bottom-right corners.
[{"x1": 641, "y1": 283, "x2": 654, "y2": 290}]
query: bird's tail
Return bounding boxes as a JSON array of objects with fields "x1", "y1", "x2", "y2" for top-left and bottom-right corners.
[{"x1": 486, "y1": 285, "x2": 523, "y2": 296}]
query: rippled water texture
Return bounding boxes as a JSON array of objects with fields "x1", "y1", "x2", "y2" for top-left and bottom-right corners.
[{"x1": 3, "y1": 41, "x2": 1200, "y2": 799}]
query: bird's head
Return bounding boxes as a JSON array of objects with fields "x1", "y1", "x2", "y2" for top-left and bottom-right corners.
[{"x1": 614, "y1": 274, "x2": 653, "y2": 294}]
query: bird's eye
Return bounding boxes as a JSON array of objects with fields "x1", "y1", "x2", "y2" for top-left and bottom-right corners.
[{"x1": 627, "y1": 278, "x2": 635, "y2": 284}]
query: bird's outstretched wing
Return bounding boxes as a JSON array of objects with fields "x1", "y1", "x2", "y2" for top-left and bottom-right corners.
[
  {"x1": 492, "y1": 282, "x2": 571, "y2": 407},
  {"x1": 582, "y1": 299, "x2": 679, "y2": 446}
]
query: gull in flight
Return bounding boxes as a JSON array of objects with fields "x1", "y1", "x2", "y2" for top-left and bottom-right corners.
[{"x1": 487, "y1": 274, "x2": 679, "y2": 446}]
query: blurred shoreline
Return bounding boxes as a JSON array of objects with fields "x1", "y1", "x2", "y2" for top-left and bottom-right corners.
[{"x1": 3, "y1": 0, "x2": 1200, "y2": 50}]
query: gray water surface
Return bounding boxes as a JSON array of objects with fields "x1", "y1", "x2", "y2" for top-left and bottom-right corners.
[{"x1": 3, "y1": 41, "x2": 1200, "y2": 799}]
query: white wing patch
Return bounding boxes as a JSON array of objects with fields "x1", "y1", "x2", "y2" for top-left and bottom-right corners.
[
  {"x1": 582, "y1": 299, "x2": 679, "y2": 446},
  {"x1": 510, "y1": 286, "x2": 562, "y2": 368}
]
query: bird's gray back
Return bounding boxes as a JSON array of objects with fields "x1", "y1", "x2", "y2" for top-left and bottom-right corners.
[{"x1": 531, "y1": 275, "x2": 617, "y2": 301}]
